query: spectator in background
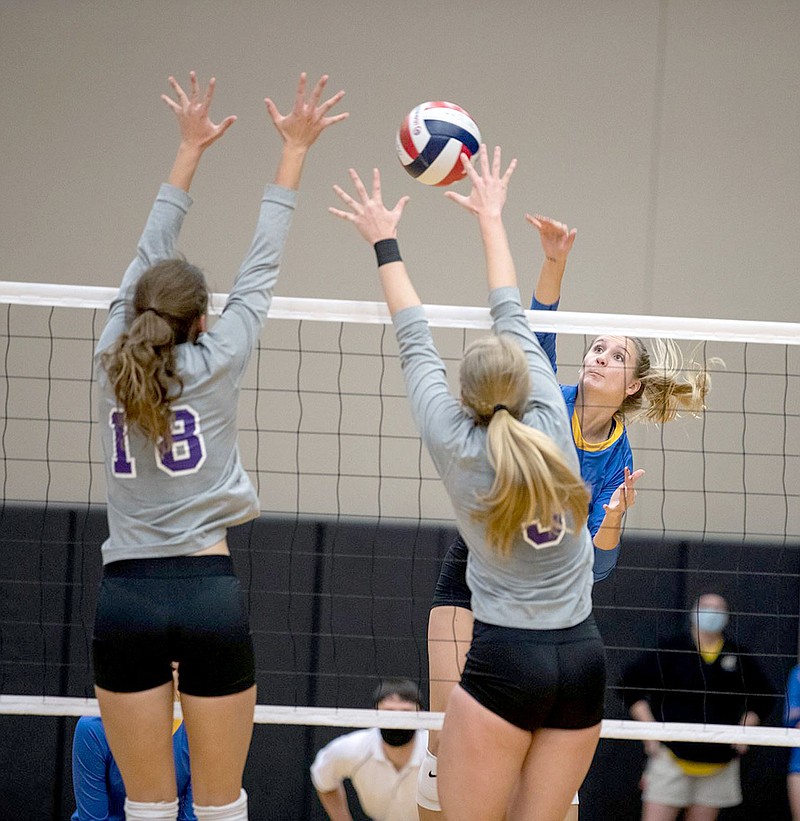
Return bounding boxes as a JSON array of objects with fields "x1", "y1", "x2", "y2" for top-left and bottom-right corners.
[
  {"x1": 785, "y1": 664, "x2": 800, "y2": 819},
  {"x1": 620, "y1": 593, "x2": 775, "y2": 821},
  {"x1": 310, "y1": 678, "x2": 426, "y2": 821}
]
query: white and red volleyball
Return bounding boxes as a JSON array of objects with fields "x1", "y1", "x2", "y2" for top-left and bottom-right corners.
[{"x1": 395, "y1": 101, "x2": 481, "y2": 186}]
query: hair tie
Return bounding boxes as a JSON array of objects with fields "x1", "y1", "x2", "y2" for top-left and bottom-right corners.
[
  {"x1": 143, "y1": 307, "x2": 166, "y2": 320},
  {"x1": 493, "y1": 404, "x2": 509, "y2": 414}
]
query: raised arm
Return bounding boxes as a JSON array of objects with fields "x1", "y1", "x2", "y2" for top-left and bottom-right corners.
[
  {"x1": 329, "y1": 167, "x2": 413, "y2": 315},
  {"x1": 95, "y1": 72, "x2": 235, "y2": 354},
  {"x1": 266, "y1": 72, "x2": 348, "y2": 190},
  {"x1": 161, "y1": 71, "x2": 237, "y2": 192},
  {"x1": 525, "y1": 213, "x2": 576, "y2": 305},
  {"x1": 525, "y1": 214, "x2": 577, "y2": 373},
  {"x1": 209, "y1": 73, "x2": 348, "y2": 369},
  {"x1": 444, "y1": 148, "x2": 570, "y2": 430},
  {"x1": 444, "y1": 145, "x2": 518, "y2": 292},
  {"x1": 330, "y1": 169, "x2": 468, "y2": 460}
]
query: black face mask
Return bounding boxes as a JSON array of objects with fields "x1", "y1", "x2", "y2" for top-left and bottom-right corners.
[{"x1": 380, "y1": 728, "x2": 416, "y2": 747}]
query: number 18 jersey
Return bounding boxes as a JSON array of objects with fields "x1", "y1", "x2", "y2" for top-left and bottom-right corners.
[{"x1": 94, "y1": 182, "x2": 296, "y2": 564}]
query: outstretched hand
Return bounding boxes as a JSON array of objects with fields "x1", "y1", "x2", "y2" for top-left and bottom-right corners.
[
  {"x1": 266, "y1": 73, "x2": 348, "y2": 150},
  {"x1": 525, "y1": 214, "x2": 577, "y2": 263},
  {"x1": 161, "y1": 71, "x2": 237, "y2": 152},
  {"x1": 329, "y1": 168, "x2": 410, "y2": 245},
  {"x1": 604, "y1": 467, "x2": 646, "y2": 517},
  {"x1": 444, "y1": 144, "x2": 517, "y2": 219}
]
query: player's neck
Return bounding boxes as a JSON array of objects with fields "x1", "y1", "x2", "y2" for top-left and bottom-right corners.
[
  {"x1": 693, "y1": 629, "x2": 724, "y2": 654},
  {"x1": 574, "y1": 389, "x2": 617, "y2": 443}
]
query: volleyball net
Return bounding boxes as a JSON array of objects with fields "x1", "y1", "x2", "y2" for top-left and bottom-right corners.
[{"x1": 1, "y1": 281, "x2": 800, "y2": 749}]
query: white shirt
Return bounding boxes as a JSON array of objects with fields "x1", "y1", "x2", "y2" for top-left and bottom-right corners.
[{"x1": 310, "y1": 728, "x2": 427, "y2": 821}]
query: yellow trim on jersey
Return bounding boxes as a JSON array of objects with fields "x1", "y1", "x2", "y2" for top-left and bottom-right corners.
[
  {"x1": 669, "y1": 749, "x2": 727, "y2": 777},
  {"x1": 172, "y1": 717, "x2": 182, "y2": 735},
  {"x1": 571, "y1": 410, "x2": 624, "y2": 452},
  {"x1": 699, "y1": 638, "x2": 724, "y2": 664}
]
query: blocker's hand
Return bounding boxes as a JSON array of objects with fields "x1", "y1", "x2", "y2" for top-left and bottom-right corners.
[
  {"x1": 161, "y1": 71, "x2": 237, "y2": 151},
  {"x1": 265, "y1": 72, "x2": 348, "y2": 150},
  {"x1": 444, "y1": 144, "x2": 517, "y2": 219},
  {"x1": 329, "y1": 167, "x2": 410, "y2": 245}
]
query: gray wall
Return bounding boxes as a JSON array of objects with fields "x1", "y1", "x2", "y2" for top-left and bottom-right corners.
[
  {"x1": 1, "y1": 8, "x2": 799, "y2": 586},
  {"x1": 2, "y1": 1, "x2": 798, "y2": 319}
]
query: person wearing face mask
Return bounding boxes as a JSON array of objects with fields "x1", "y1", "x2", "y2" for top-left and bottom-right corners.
[
  {"x1": 310, "y1": 678, "x2": 426, "y2": 821},
  {"x1": 620, "y1": 593, "x2": 776, "y2": 821}
]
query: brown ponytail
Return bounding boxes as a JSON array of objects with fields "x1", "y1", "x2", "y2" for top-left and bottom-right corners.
[{"x1": 101, "y1": 259, "x2": 208, "y2": 447}]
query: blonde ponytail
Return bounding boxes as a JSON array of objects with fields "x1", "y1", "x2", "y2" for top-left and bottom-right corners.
[
  {"x1": 621, "y1": 338, "x2": 720, "y2": 424},
  {"x1": 476, "y1": 412, "x2": 589, "y2": 557},
  {"x1": 460, "y1": 333, "x2": 589, "y2": 557}
]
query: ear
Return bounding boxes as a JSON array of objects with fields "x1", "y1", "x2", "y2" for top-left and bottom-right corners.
[
  {"x1": 625, "y1": 379, "x2": 641, "y2": 397},
  {"x1": 198, "y1": 314, "x2": 208, "y2": 333}
]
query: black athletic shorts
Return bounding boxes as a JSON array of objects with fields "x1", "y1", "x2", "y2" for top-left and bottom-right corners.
[
  {"x1": 93, "y1": 555, "x2": 255, "y2": 697},
  {"x1": 431, "y1": 534, "x2": 472, "y2": 610},
  {"x1": 460, "y1": 615, "x2": 606, "y2": 731}
]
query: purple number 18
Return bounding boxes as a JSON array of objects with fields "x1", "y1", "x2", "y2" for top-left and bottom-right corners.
[{"x1": 110, "y1": 404, "x2": 206, "y2": 477}]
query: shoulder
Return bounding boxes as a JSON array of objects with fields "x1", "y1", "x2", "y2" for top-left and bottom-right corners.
[
  {"x1": 317, "y1": 728, "x2": 376, "y2": 758},
  {"x1": 720, "y1": 637, "x2": 744, "y2": 654},
  {"x1": 657, "y1": 633, "x2": 692, "y2": 653},
  {"x1": 74, "y1": 716, "x2": 107, "y2": 744},
  {"x1": 561, "y1": 384, "x2": 578, "y2": 404},
  {"x1": 311, "y1": 729, "x2": 377, "y2": 788},
  {"x1": 73, "y1": 717, "x2": 112, "y2": 765},
  {"x1": 722, "y1": 638, "x2": 761, "y2": 669},
  {"x1": 411, "y1": 730, "x2": 428, "y2": 764}
]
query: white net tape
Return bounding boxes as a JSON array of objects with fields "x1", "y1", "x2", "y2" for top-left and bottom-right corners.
[
  {"x1": 2, "y1": 280, "x2": 799, "y2": 343},
  {"x1": 2, "y1": 696, "x2": 799, "y2": 748}
]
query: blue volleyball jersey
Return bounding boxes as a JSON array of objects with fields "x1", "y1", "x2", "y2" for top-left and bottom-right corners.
[
  {"x1": 71, "y1": 716, "x2": 194, "y2": 820},
  {"x1": 94, "y1": 183, "x2": 296, "y2": 564},
  {"x1": 530, "y1": 296, "x2": 634, "y2": 582},
  {"x1": 786, "y1": 664, "x2": 800, "y2": 773}
]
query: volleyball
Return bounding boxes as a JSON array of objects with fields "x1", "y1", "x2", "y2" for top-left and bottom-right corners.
[{"x1": 395, "y1": 101, "x2": 481, "y2": 186}]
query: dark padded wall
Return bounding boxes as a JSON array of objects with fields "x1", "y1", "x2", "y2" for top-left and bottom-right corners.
[{"x1": 1, "y1": 505, "x2": 796, "y2": 820}]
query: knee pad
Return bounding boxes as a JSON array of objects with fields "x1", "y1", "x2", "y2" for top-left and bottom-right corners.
[
  {"x1": 123, "y1": 797, "x2": 179, "y2": 821},
  {"x1": 416, "y1": 748, "x2": 441, "y2": 812},
  {"x1": 193, "y1": 788, "x2": 248, "y2": 821}
]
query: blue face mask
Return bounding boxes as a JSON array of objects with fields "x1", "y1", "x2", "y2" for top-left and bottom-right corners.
[{"x1": 694, "y1": 609, "x2": 728, "y2": 633}]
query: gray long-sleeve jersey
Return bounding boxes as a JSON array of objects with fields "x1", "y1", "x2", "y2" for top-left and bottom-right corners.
[
  {"x1": 392, "y1": 286, "x2": 593, "y2": 630},
  {"x1": 94, "y1": 182, "x2": 296, "y2": 564}
]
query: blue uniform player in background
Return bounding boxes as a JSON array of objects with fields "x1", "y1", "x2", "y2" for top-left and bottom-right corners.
[{"x1": 72, "y1": 718, "x2": 194, "y2": 821}]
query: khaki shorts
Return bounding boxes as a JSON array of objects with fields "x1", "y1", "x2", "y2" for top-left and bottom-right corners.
[{"x1": 642, "y1": 747, "x2": 741, "y2": 809}]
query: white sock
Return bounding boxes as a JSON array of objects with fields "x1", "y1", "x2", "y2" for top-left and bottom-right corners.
[
  {"x1": 124, "y1": 797, "x2": 179, "y2": 821},
  {"x1": 193, "y1": 788, "x2": 248, "y2": 821}
]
